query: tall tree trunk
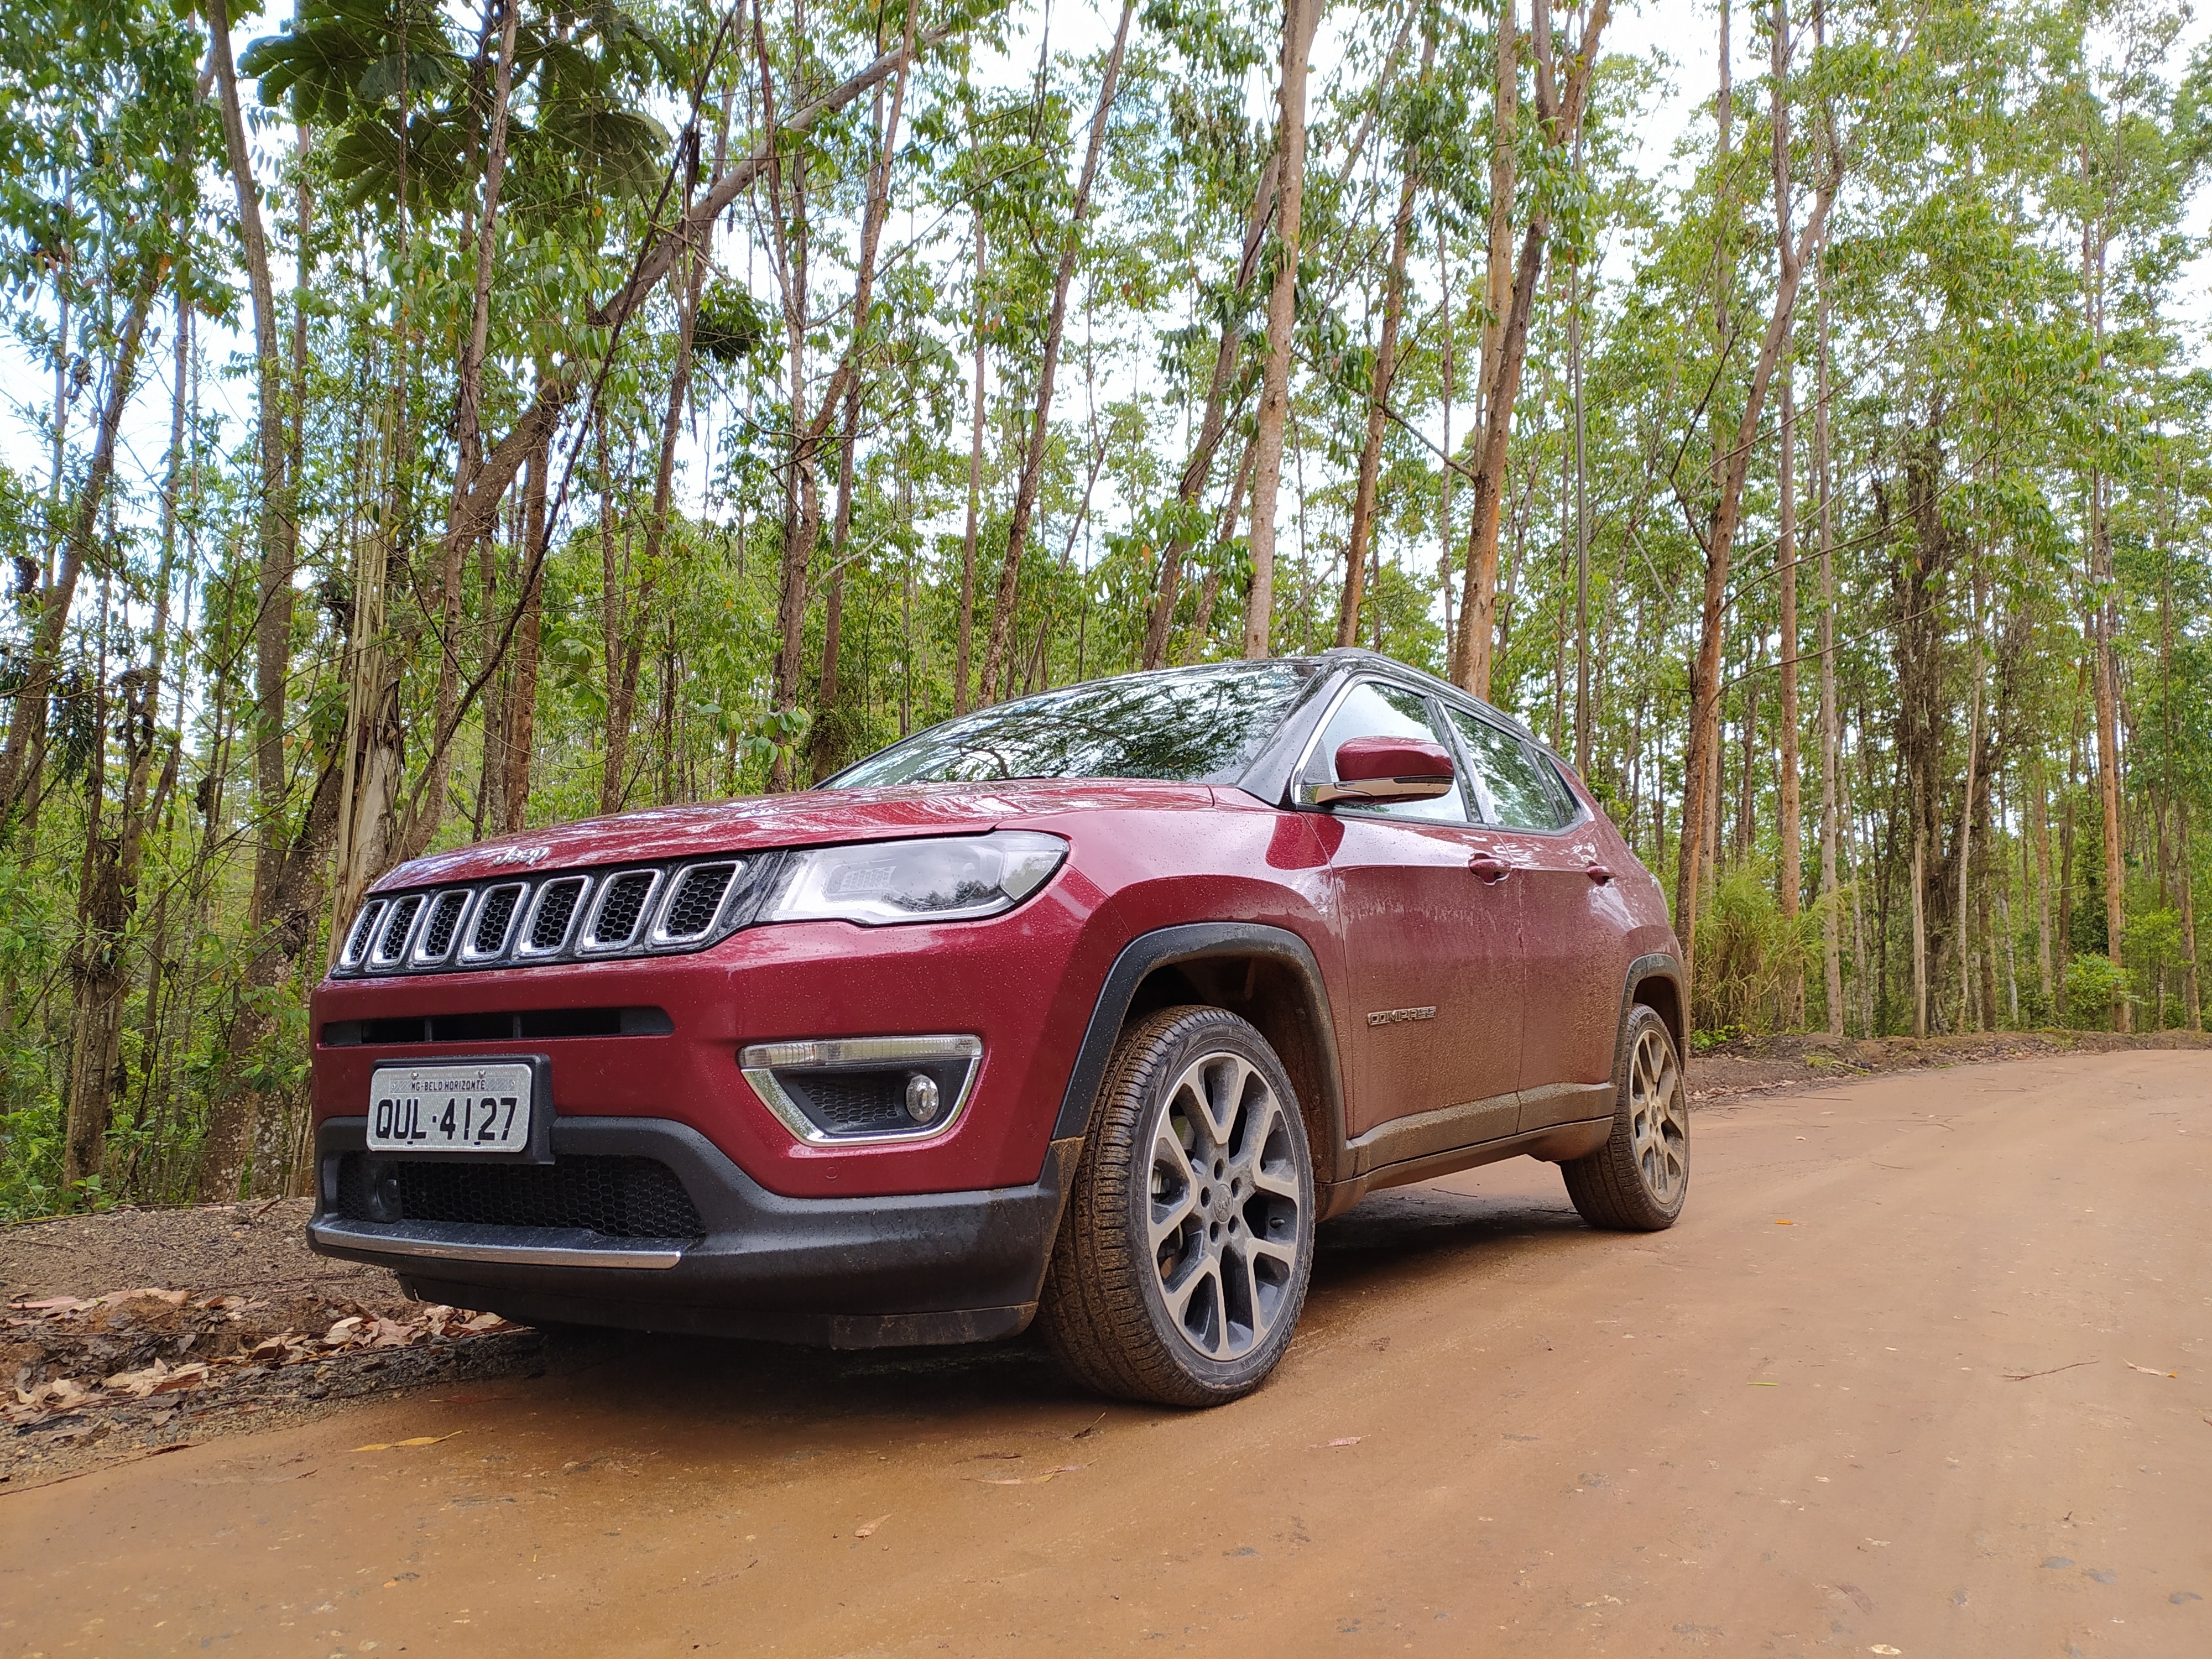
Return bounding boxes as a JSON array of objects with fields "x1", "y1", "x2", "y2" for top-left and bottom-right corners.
[
  {"x1": 2032, "y1": 753, "x2": 2054, "y2": 1010},
  {"x1": 1337, "y1": 38, "x2": 1432, "y2": 649},
  {"x1": 404, "y1": 0, "x2": 520, "y2": 856},
  {"x1": 0, "y1": 265, "x2": 160, "y2": 820},
  {"x1": 977, "y1": 0, "x2": 1138, "y2": 702},
  {"x1": 65, "y1": 662, "x2": 160, "y2": 1192},
  {"x1": 2090, "y1": 499, "x2": 2126, "y2": 1029},
  {"x1": 1185, "y1": 437, "x2": 1255, "y2": 665},
  {"x1": 501, "y1": 433, "x2": 548, "y2": 830},
  {"x1": 1243, "y1": 0, "x2": 1323, "y2": 660},
  {"x1": 1912, "y1": 826, "x2": 1929, "y2": 1037},
  {"x1": 1954, "y1": 564, "x2": 1984, "y2": 1032},
  {"x1": 1568, "y1": 127, "x2": 1592, "y2": 776},
  {"x1": 956, "y1": 204, "x2": 985, "y2": 716},
  {"x1": 762, "y1": 0, "x2": 817, "y2": 789},
  {"x1": 2179, "y1": 797, "x2": 2200, "y2": 1031},
  {"x1": 1671, "y1": 0, "x2": 1835, "y2": 975},
  {"x1": 205, "y1": 0, "x2": 301, "y2": 963},
  {"x1": 814, "y1": 0, "x2": 920, "y2": 778},
  {"x1": 1452, "y1": 0, "x2": 1612, "y2": 698},
  {"x1": 1772, "y1": 0, "x2": 1802, "y2": 1023},
  {"x1": 1438, "y1": 234, "x2": 1458, "y2": 658},
  {"x1": 1144, "y1": 149, "x2": 1281, "y2": 670},
  {"x1": 1814, "y1": 246, "x2": 1841, "y2": 1036}
]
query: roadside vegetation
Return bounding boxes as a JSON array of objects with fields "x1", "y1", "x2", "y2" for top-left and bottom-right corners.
[{"x1": 2, "y1": 0, "x2": 2207, "y2": 1216}]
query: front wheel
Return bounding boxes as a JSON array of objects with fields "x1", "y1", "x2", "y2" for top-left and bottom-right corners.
[
  {"x1": 1560, "y1": 1003, "x2": 1689, "y2": 1231},
  {"x1": 1037, "y1": 1006, "x2": 1315, "y2": 1407}
]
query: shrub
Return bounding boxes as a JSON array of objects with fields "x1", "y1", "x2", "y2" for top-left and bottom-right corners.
[
  {"x1": 1693, "y1": 865, "x2": 1820, "y2": 1034},
  {"x1": 2063, "y1": 953, "x2": 2128, "y2": 1030}
]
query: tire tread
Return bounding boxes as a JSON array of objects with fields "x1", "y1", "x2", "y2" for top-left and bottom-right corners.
[
  {"x1": 1036, "y1": 1006, "x2": 1312, "y2": 1407},
  {"x1": 1559, "y1": 1005, "x2": 1686, "y2": 1232}
]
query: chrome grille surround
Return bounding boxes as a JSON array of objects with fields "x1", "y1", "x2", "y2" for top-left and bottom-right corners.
[
  {"x1": 340, "y1": 899, "x2": 388, "y2": 969},
  {"x1": 371, "y1": 895, "x2": 424, "y2": 968},
  {"x1": 518, "y1": 875, "x2": 591, "y2": 958},
  {"x1": 333, "y1": 855, "x2": 765, "y2": 979},
  {"x1": 460, "y1": 883, "x2": 525, "y2": 963},
  {"x1": 578, "y1": 869, "x2": 662, "y2": 954},
  {"x1": 411, "y1": 889, "x2": 472, "y2": 966},
  {"x1": 652, "y1": 862, "x2": 740, "y2": 945}
]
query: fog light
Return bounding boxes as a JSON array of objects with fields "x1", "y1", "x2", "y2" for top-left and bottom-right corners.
[
  {"x1": 905, "y1": 1071, "x2": 941, "y2": 1124},
  {"x1": 739, "y1": 1034, "x2": 980, "y2": 1143}
]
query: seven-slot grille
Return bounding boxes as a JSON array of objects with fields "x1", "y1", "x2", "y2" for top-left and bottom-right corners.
[{"x1": 333, "y1": 856, "x2": 757, "y2": 978}]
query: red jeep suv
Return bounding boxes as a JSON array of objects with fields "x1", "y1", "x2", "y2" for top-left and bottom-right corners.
[{"x1": 309, "y1": 650, "x2": 1688, "y2": 1405}]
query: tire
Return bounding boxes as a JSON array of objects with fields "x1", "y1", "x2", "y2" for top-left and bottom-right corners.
[
  {"x1": 1037, "y1": 1005, "x2": 1316, "y2": 1408},
  {"x1": 1560, "y1": 1003, "x2": 1689, "y2": 1231}
]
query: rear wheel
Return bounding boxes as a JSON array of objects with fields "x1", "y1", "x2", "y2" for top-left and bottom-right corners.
[
  {"x1": 1561, "y1": 1003, "x2": 1688, "y2": 1231},
  {"x1": 1037, "y1": 1006, "x2": 1314, "y2": 1407}
]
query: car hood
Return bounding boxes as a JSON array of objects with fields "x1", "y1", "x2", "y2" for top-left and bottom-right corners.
[{"x1": 374, "y1": 779, "x2": 1219, "y2": 891}]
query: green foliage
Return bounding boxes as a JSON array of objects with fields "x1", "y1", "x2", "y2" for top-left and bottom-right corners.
[
  {"x1": 1692, "y1": 865, "x2": 1822, "y2": 1035},
  {"x1": 2064, "y1": 953, "x2": 2130, "y2": 1029}
]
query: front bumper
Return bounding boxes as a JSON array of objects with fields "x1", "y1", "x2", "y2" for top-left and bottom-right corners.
[{"x1": 308, "y1": 1115, "x2": 1081, "y2": 1347}]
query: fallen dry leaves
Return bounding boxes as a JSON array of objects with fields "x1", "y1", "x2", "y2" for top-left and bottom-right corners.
[{"x1": 6, "y1": 1290, "x2": 516, "y2": 1425}]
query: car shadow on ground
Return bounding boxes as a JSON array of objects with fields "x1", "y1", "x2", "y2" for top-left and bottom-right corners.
[{"x1": 503, "y1": 1180, "x2": 1594, "y2": 1434}]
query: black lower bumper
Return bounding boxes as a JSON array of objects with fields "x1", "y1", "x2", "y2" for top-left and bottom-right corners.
[{"x1": 306, "y1": 1117, "x2": 1078, "y2": 1347}]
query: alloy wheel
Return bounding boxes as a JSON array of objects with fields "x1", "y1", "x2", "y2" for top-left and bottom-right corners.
[
  {"x1": 1144, "y1": 1050, "x2": 1305, "y2": 1362},
  {"x1": 1627, "y1": 1025, "x2": 1687, "y2": 1203}
]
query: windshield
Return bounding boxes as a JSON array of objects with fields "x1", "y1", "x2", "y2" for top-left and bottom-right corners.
[{"x1": 829, "y1": 662, "x2": 1321, "y2": 787}]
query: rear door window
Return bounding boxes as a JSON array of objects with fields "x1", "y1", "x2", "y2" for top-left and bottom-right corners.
[
  {"x1": 1301, "y1": 681, "x2": 1470, "y2": 823},
  {"x1": 1444, "y1": 707, "x2": 1574, "y2": 831}
]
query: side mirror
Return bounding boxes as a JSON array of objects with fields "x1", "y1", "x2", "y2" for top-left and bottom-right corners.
[{"x1": 1312, "y1": 736, "x2": 1457, "y2": 806}]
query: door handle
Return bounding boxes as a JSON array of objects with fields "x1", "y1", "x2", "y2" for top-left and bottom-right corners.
[
  {"x1": 1469, "y1": 855, "x2": 1511, "y2": 884},
  {"x1": 1585, "y1": 864, "x2": 1614, "y2": 884}
]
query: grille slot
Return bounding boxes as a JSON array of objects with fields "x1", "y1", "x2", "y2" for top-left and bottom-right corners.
[
  {"x1": 342, "y1": 901, "x2": 387, "y2": 967},
  {"x1": 335, "y1": 1153, "x2": 704, "y2": 1239},
  {"x1": 465, "y1": 884, "x2": 524, "y2": 959},
  {"x1": 524, "y1": 877, "x2": 587, "y2": 953},
  {"x1": 585, "y1": 871, "x2": 657, "y2": 950},
  {"x1": 372, "y1": 896, "x2": 424, "y2": 966},
  {"x1": 657, "y1": 863, "x2": 737, "y2": 942},
  {"x1": 415, "y1": 890, "x2": 469, "y2": 962}
]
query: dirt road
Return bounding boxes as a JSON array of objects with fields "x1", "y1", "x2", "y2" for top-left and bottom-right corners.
[{"x1": 4, "y1": 1050, "x2": 2207, "y2": 1657}]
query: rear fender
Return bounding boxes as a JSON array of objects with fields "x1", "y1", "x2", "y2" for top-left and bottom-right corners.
[{"x1": 1616, "y1": 953, "x2": 1687, "y2": 1074}]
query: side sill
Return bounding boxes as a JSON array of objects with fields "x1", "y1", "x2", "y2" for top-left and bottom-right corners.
[
  {"x1": 1318, "y1": 1117, "x2": 1613, "y2": 1218},
  {"x1": 308, "y1": 1218, "x2": 685, "y2": 1270}
]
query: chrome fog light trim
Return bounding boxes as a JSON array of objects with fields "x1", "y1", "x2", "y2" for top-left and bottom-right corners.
[{"x1": 739, "y1": 1034, "x2": 983, "y2": 1145}]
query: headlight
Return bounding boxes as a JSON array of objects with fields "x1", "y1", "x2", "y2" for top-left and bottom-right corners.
[{"x1": 763, "y1": 831, "x2": 1067, "y2": 926}]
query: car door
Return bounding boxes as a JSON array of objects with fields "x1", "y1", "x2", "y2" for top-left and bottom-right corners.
[
  {"x1": 1442, "y1": 706, "x2": 1621, "y2": 1131},
  {"x1": 1302, "y1": 680, "x2": 1526, "y2": 1141}
]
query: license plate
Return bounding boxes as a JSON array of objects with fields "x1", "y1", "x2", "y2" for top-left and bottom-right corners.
[{"x1": 369, "y1": 1062, "x2": 532, "y2": 1153}]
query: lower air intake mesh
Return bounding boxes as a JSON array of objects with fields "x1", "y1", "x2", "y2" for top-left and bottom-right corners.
[{"x1": 335, "y1": 1154, "x2": 703, "y2": 1239}]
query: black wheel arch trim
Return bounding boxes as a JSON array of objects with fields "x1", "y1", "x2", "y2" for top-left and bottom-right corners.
[
  {"x1": 1050, "y1": 922, "x2": 1349, "y2": 1166},
  {"x1": 1617, "y1": 952, "x2": 1687, "y2": 1070}
]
